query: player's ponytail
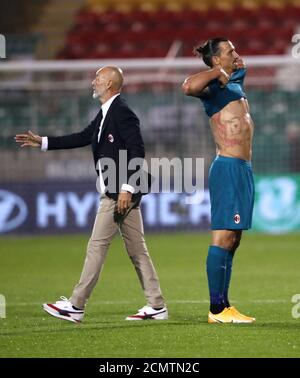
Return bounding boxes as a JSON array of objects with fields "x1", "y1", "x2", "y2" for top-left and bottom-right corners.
[{"x1": 194, "y1": 37, "x2": 228, "y2": 68}]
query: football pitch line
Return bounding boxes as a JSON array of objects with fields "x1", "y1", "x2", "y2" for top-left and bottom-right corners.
[{"x1": 8, "y1": 299, "x2": 288, "y2": 306}]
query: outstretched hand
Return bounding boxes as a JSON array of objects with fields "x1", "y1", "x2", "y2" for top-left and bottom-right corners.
[{"x1": 14, "y1": 130, "x2": 42, "y2": 148}]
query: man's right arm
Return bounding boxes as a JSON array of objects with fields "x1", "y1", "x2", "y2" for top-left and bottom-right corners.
[
  {"x1": 47, "y1": 110, "x2": 102, "y2": 150},
  {"x1": 15, "y1": 111, "x2": 100, "y2": 150},
  {"x1": 47, "y1": 120, "x2": 95, "y2": 150},
  {"x1": 182, "y1": 67, "x2": 229, "y2": 97}
]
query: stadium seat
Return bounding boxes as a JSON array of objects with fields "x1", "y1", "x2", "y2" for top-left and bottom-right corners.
[{"x1": 57, "y1": 0, "x2": 299, "y2": 59}]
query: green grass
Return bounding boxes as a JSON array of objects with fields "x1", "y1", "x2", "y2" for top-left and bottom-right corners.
[{"x1": 1, "y1": 232, "x2": 300, "y2": 358}]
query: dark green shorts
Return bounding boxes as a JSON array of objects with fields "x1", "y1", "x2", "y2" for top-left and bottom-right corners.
[{"x1": 209, "y1": 155, "x2": 255, "y2": 230}]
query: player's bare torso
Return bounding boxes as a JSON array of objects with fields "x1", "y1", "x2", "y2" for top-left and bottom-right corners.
[{"x1": 209, "y1": 98, "x2": 254, "y2": 161}]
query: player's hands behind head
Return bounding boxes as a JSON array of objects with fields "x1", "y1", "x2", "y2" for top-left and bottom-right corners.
[
  {"x1": 14, "y1": 130, "x2": 42, "y2": 148},
  {"x1": 233, "y1": 57, "x2": 246, "y2": 70},
  {"x1": 216, "y1": 67, "x2": 230, "y2": 87}
]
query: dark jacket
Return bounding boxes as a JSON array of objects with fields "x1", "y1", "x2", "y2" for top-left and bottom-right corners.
[{"x1": 47, "y1": 96, "x2": 148, "y2": 201}]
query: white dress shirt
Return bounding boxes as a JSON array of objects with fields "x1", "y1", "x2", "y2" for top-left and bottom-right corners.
[
  {"x1": 97, "y1": 93, "x2": 119, "y2": 142},
  {"x1": 41, "y1": 93, "x2": 134, "y2": 194}
]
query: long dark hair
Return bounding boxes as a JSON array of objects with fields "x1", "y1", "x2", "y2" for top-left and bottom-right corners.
[{"x1": 194, "y1": 37, "x2": 229, "y2": 67}]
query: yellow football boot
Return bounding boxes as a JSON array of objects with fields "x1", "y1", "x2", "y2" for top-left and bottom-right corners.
[
  {"x1": 208, "y1": 306, "x2": 255, "y2": 323},
  {"x1": 208, "y1": 307, "x2": 233, "y2": 323},
  {"x1": 228, "y1": 306, "x2": 256, "y2": 323}
]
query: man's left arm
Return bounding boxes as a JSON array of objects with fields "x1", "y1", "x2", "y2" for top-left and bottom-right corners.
[
  {"x1": 116, "y1": 107, "x2": 145, "y2": 213},
  {"x1": 234, "y1": 57, "x2": 246, "y2": 70},
  {"x1": 117, "y1": 107, "x2": 145, "y2": 160},
  {"x1": 234, "y1": 58, "x2": 247, "y2": 91}
]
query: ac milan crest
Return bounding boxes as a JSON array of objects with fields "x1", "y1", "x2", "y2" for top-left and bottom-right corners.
[{"x1": 234, "y1": 214, "x2": 241, "y2": 224}]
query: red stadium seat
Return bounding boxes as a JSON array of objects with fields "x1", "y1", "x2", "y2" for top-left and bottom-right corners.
[{"x1": 57, "y1": 1, "x2": 299, "y2": 59}]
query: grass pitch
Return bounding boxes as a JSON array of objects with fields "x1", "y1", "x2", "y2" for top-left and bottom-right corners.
[{"x1": 1, "y1": 232, "x2": 300, "y2": 358}]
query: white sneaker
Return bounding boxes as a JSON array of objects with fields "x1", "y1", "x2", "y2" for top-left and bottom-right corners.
[
  {"x1": 125, "y1": 305, "x2": 168, "y2": 320},
  {"x1": 43, "y1": 296, "x2": 84, "y2": 323}
]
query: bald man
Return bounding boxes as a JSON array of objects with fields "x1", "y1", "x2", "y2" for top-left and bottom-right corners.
[{"x1": 15, "y1": 66, "x2": 167, "y2": 322}]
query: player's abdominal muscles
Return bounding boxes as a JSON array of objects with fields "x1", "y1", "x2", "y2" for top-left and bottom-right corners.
[{"x1": 210, "y1": 105, "x2": 253, "y2": 160}]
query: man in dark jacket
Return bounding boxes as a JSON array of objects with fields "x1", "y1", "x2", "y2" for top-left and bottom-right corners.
[{"x1": 15, "y1": 66, "x2": 167, "y2": 323}]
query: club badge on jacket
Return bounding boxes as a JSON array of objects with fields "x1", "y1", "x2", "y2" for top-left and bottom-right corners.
[{"x1": 108, "y1": 134, "x2": 114, "y2": 143}]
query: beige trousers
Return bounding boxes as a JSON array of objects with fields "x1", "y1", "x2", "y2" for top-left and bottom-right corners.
[{"x1": 70, "y1": 195, "x2": 165, "y2": 309}]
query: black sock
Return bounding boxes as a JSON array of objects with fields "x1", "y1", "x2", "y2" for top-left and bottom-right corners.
[
  {"x1": 210, "y1": 303, "x2": 226, "y2": 314},
  {"x1": 72, "y1": 305, "x2": 83, "y2": 311}
]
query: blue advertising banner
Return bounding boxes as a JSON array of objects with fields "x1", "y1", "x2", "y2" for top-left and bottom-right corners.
[
  {"x1": 2, "y1": 175, "x2": 300, "y2": 235},
  {"x1": 0, "y1": 181, "x2": 211, "y2": 234}
]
